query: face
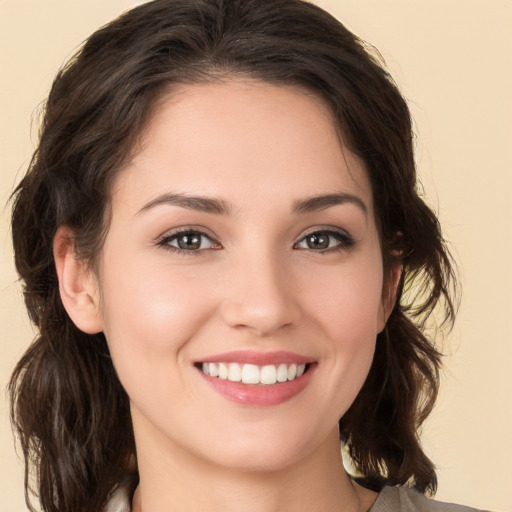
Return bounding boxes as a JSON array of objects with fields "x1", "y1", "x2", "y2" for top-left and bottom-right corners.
[{"x1": 94, "y1": 80, "x2": 393, "y2": 473}]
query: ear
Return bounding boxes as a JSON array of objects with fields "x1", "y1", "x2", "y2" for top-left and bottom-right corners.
[
  {"x1": 53, "y1": 225, "x2": 103, "y2": 334},
  {"x1": 377, "y1": 263, "x2": 403, "y2": 333}
]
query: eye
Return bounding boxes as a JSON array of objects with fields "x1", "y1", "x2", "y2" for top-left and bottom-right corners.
[
  {"x1": 295, "y1": 229, "x2": 354, "y2": 252},
  {"x1": 157, "y1": 229, "x2": 220, "y2": 253}
]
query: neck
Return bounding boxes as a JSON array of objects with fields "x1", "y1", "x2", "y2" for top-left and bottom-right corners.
[{"x1": 131, "y1": 420, "x2": 376, "y2": 512}]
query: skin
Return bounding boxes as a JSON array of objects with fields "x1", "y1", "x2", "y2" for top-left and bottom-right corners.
[{"x1": 55, "y1": 80, "x2": 399, "y2": 512}]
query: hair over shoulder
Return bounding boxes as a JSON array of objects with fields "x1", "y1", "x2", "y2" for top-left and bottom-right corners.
[{"x1": 9, "y1": 1, "x2": 457, "y2": 511}]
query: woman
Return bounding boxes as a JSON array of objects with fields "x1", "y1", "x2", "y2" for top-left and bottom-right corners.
[{"x1": 8, "y1": 0, "x2": 490, "y2": 511}]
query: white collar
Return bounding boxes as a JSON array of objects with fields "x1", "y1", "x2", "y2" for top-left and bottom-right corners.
[{"x1": 103, "y1": 477, "x2": 135, "y2": 512}]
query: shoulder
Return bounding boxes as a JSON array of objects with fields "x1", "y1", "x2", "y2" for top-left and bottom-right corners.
[{"x1": 371, "y1": 486, "x2": 493, "y2": 512}]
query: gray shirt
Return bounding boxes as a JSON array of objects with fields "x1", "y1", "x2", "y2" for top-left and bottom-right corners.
[
  {"x1": 370, "y1": 486, "x2": 491, "y2": 512},
  {"x1": 103, "y1": 482, "x2": 491, "y2": 512}
]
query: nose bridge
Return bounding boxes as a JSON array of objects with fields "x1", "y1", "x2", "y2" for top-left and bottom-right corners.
[{"x1": 220, "y1": 244, "x2": 300, "y2": 336}]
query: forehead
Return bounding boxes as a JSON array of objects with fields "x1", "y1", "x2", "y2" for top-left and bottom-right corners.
[{"x1": 113, "y1": 79, "x2": 373, "y2": 215}]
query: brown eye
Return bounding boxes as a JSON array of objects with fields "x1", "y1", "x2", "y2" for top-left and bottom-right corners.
[
  {"x1": 159, "y1": 230, "x2": 218, "y2": 252},
  {"x1": 177, "y1": 233, "x2": 202, "y2": 250},
  {"x1": 305, "y1": 233, "x2": 330, "y2": 250},
  {"x1": 295, "y1": 230, "x2": 354, "y2": 252}
]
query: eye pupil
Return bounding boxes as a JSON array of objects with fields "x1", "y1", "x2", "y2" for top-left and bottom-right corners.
[
  {"x1": 178, "y1": 234, "x2": 201, "y2": 250},
  {"x1": 307, "y1": 233, "x2": 329, "y2": 249}
]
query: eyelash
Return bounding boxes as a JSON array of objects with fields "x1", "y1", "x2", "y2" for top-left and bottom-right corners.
[
  {"x1": 156, "y1": 228, "x2": 355, "y2": 255},
  {"x1": 156, "y1": 228, "x2": 221, "y2": 256},
  {"x1": 294, "y1": 229, "x2": 355, "y2": 253}
]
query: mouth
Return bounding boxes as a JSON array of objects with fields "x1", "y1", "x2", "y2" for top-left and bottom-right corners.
[
  {"x1": 194, "y1": 351, "x2": 317, "y2": 406},
  {"x1": 195, "y1": 361, "x2": 311, "y2": 385}
]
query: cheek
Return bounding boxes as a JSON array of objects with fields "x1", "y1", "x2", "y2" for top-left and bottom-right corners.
[
  {"x1": 301, "y1": 255, "x2": 383, "y2": 410},
  {"x1": 99, "y1": 258, "x2": 218, "y2": 368},
  {"x1": 305, "y1": 255, "x2": 384, "y2": 339},
  {"x1": 98, "y1": 262, "x2": 221, "y2": 423}
]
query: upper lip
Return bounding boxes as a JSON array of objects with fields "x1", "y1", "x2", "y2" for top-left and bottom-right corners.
[{"x1": 196, "y1": 350, "x2": 315, "y2": 366}]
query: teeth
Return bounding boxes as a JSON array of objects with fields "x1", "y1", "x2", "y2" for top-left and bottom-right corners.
[
  {"x1": 208, "y1": 362, "x2": 219, "y2": 377},
  {"x1": 218, "y1": 363, "x2": 229, "y2": 380},
  {"x1": 241, "y1": 364, "x2": 260, "y2": 384},
  {"x1": 227, "y1": 362, "x2": 242, "y2": 382},
  {"x1": 276, "y1": 363, "x2": 288, "y2": 382},
  {"x1": 200, "y1": 362, "x2": 309, "y2": 385},
  {"x1": 287, "y1": 363, "x2": 297, "y2": 380},
  {"x1": 261, "y1": 365, "x2": 277, "y2": 385}
]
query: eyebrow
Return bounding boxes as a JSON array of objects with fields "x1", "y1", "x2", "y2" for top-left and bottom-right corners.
[
  {"x1": 292, "y1": 192, "x2": 367, "y2": 216},
  {"x1": 136, "y1": 191, "x2": 367, "y2": 217},
  {"x1": 137, "y1": 193, "x2": 231, "y2": 216}
]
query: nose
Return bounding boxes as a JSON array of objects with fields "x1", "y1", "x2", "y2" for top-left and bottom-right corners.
[{"x1": 220, "y1": 250, "x2": 302, "y2": 337}]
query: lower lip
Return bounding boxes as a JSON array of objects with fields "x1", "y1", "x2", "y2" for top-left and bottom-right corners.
[{"x1": 198, "y1": 365, "x2": 316, "y2": 407}]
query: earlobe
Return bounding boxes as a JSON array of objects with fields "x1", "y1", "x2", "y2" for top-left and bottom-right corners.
[
  {"x1": 377, "y1": 263, "x2": 403, "y2": 333},
  {"x1": 53, "y1": 226, "x2": 103, "y2": 334}
]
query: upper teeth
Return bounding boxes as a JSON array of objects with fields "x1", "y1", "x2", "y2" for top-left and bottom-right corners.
[{"x1": 201, "y1": 362, "x2": 306, "y2": 385}]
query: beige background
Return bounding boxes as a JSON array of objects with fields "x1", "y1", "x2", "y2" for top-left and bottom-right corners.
[{"x1": 1, "y1": 1, "x2": 511, "y2": 511}]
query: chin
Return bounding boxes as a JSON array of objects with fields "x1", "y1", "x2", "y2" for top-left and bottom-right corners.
[
  {"x1": 209, "y1": 445, "x2": 308, "y2": 474},
  {"x1": 193, "y1": 420, "x2": 337, "y2": 474}
]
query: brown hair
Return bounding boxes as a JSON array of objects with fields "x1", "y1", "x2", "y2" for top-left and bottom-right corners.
[{"x1": 9, "y1": 1, "x2": 456, "y2": 511}]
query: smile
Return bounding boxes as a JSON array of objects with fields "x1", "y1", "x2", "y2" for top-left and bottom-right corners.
[
  {"x1": 195, "y1": 351, "x2": 316, "y2": 406},
  {"x1": 200, "y1": 362, "x2": 307, "y2": 385}
]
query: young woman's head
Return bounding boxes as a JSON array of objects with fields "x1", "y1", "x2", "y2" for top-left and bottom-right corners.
[{"x1": 10, "y1": 1, "x2": 455, "y2": 511}]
